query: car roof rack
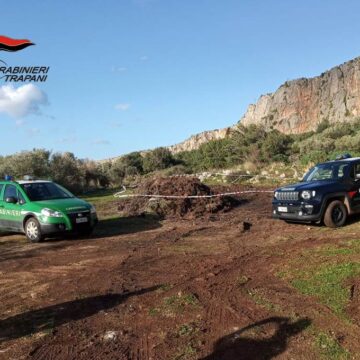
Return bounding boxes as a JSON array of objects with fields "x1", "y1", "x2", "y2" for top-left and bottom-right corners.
[{"x1": 335, "y1": 153, "x2": 352, "y2": 160}]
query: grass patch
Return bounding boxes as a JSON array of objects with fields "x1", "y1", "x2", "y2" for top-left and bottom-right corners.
[
  {"x1": 305, "y1": 241, "x2": 360, "y2": 258},
  {"x1": 246, "y1": 288, "x2": 282, "y2": 312},
  {"x1": 148, "y1": 307, "x2": 160, "y2": 316},
  {"x1": 80, "y1": 187, "x2": 133, "y2": 219},
  {"x1": 173, "y1": 344, "x2": 197, "y2": 360},
  {"x1": 315, "y1": 332, "x2": 350, "y2": 359},
  {"x1": 149, "y1": 292, "x2": 199, "y2": 317},
  {"x1": 236, "y1": 275, "x2": 250, "y2": 286},
  {"x1": 315, "y1": 246, "x2": 355, "y2": 257},
  {"x1": 277, "y1": 240, "x2": 360, "y2": 319},
  {"x1": 290, "y1": 262, "x2": 360, "y2": 318},
  {"x1": 177, "y1": 322, "x2": 199, "y2": 337},
  {"x1": 81, "y1": 188, "x2": 122, "y2": 204},
  {"x1": 157, "y1": 283, "x2": 173, "y2": 292}
]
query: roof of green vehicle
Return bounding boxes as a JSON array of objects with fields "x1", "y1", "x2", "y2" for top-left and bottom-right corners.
[{"x1": 0, "y1": 180, "x2": 52, "y2": 185}]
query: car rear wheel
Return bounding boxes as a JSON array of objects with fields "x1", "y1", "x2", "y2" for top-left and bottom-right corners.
[
  {"x1": 323, "y1": 200, "x2": 347, "y2": 228},
  {"x1": 25, "y1": 218, "x2": 43, "y2": 243}
]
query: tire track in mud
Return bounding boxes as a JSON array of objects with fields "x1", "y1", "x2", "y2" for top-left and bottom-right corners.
[{"x1": 3, "y1": 189, "x2": 359, "y2": 359}]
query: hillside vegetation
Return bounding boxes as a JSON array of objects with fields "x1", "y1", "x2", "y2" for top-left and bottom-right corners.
[{"x1": 2, "y1": 118, "x2": 360, "y2": 192}]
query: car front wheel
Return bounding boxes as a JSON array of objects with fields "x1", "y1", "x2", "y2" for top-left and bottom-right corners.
[
  {"x1": 25, "y1": 218, "x2": 43, "y2": 243},
  {"x1": 323, "y1": 200, "x2": 347, "y2": 228}
]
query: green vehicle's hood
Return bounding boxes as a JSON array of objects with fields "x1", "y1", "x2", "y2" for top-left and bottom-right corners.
[{"x1": 32, "y1": 198, "x2": 91, "y2": 213}]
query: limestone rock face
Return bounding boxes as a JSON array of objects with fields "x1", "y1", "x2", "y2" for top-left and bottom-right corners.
[
  {"x1": 99, "y1": 56, "x2": 360, "y2": 161},
  {"x1": 240, "y1": 57, "x2": 360, "y2": 133},
  {"x1": 168, "y1": 127, "x2": 232, "y2": 154}
]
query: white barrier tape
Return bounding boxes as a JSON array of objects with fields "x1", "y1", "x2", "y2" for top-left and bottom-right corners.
[
  {"x1": 168, "y1": 173, "x2": 295, "y2": 180},
  {"x1": 169, "y1": 173, "x2": 253, "y2": 177},
  {"x1": 114, "y1": 189, "x2": 273, "y2": 199},
  {"x1": 113, "y1": 185, "x2": 127, "y2": 197}
]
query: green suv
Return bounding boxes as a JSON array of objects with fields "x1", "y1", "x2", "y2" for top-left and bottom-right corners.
[{"x1": 0, "y1": 178, "x2": 98, "y2": 242}]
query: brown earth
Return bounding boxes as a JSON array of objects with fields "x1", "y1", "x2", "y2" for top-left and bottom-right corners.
[
  {"x1": 1, "y1": 186, "x2": 360, "y2": 359},
  {"x1": 118, "y1": 177, "x2": 241, "y2": 219}
]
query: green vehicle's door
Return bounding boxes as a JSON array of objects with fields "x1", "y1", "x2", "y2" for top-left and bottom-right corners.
[
  {"x1": 1, "y1": 184, "x2": 25, "y2": 231},
  {"x1": 0, "y1": 184, "x2": 5, "y2": 229}
]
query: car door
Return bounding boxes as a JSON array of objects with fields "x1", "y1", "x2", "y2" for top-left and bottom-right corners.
[
  {"x1": 0, "y1": 184, "x2": 5, "y2": 229},
  {"x1": 349, "y1": 162, "x2": 360, "y2": 210},
  {"x1": 2, "y1": 184, "x2": 25, "y2": 231}
]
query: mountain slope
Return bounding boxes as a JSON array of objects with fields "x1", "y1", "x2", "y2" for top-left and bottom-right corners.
[
  {"x1": 167, "y1": 127, "x2": 232, "y2": 154},
  {"x1": 100, "y1": 56, "x2": 360, "y2": 162},
  {"x1": 241, "y1": 57, "x2": 360, "y2": 133},
  {"x1": 164, "y1": 56, "x2": 360, "y2": 154}
]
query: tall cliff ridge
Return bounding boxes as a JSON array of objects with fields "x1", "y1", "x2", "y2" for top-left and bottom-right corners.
[
  {"x1": 240, "y1": 57, "x2": 360, "y2": 133},
  {"x1": 168, "y1": 127, "x2": 232, "y2": 154},
  {"x1": 99, "y1": 56, "x2": 360, "y2": 162}
]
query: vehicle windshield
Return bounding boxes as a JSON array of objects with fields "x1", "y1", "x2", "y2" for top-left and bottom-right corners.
[
  {"x1": 303, "y1": 162, "x2": 349, "y2": 181},
  {"x1": 21, "y1": 182, "x2": 74, "y2": 201}
]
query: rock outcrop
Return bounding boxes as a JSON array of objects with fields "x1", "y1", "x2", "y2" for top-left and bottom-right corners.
[
  {"x1": 240, "y1": 57, "x2": 360, "y2": 133},
  {"x1": 168, "y1": 127, "x2": 232, "y2": 154},
  {"x1": 100, "y1": 55, "x2": 360, "y2": 162}
]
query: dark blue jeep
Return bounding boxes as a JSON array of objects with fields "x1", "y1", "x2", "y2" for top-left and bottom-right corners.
[{"x1": 272, "y1": 155, "x2": 360, "y2": 227}]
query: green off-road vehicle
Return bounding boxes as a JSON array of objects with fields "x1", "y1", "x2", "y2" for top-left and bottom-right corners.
[{"x1": 0, "y1": 177, "x2": 98, "y2": 242}]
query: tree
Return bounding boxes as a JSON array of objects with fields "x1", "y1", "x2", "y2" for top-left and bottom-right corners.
[
  {"x1": 260, "y1": 130, "x2": 293, "y2": 162},
  {"x1": 50, "y1": 152, "x2": 85, "y2": 193},
  {"x1": 142, "y1": 147, "x2": 175, "y2": 173}
]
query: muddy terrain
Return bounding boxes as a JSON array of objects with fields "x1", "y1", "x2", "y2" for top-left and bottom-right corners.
[{"x1": 1, "y1": 185, "x2": 360, "y2": 359}]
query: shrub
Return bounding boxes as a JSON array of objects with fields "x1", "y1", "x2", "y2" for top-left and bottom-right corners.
[{"x1": 143, "y1": 147, "x2": 175, "y2": 173}]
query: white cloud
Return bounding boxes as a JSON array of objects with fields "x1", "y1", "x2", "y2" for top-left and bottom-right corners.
[
  {"x1": 111, "y1": 66, "x2": 127, "y2": 73},
  {"x1": 0, "y1": 84, "x2": 48, "y2": 118},
  {"x1": 140, "y1": 55, "x2": 149, "y2": 61},
  {"x1": 115, "y1": 103, "x2": 130, "y2": 111},
  {"x1": 92, "y1": 139, "x2": 110, "y2": 145},
  {"x1": 15, "y1": 119, "x2": 25, "y2": 127}
]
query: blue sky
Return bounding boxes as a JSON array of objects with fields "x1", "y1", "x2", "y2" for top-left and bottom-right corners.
[{"x1": 1, "y1": 0, "x2": 360, "y2": 160}]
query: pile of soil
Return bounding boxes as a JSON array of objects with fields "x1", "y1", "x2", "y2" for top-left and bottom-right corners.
[{"x1": 118, "y1": 176, "x2": 240, "y2": 219}]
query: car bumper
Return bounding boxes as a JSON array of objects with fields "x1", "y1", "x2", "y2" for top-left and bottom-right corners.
[
  {"x1": 40, "y1": 214, "x2": 98, "y2": 235},
  {"x1": 41, "y1": 222, "x2": 68, "y2": 235},
  {"x1": 272, "y1": 201, "x2": 322, "y2": 222}
]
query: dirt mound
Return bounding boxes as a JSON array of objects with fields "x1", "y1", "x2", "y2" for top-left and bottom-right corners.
[{"x1": 118, "y1": 176, "x2": 240, "y2": 219}]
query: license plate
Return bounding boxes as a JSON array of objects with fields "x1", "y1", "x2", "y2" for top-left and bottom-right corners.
[
  {"x1": 278, "y1": 206, "x2": 288, "y2": 213},
  {"x1": 76, "y1": 217, "x2": 88, "y2": 223}
]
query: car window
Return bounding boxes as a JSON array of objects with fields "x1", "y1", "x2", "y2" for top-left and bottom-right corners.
[
  {"x1": 351, "y1": 163, "x2": 360, "y2": 179},
  {"x1": 304, "y1": 163, "x2": 350, "y2": 181},
  {"x1": 21, "y1": 182, "x2": 74, "y2": 201},
  {"x1": 0, "y1": 184, "x2": 4, "y2": 198},
  {"x1": 18, "y1": 191, "x2": 26, "y2": 204},
  {"x1": 4, "y1": 184, "x2": 18, "y2": 200}
]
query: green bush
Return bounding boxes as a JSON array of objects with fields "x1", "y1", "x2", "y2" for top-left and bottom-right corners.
[{"x1": 142, "y1": 147, "x2": 175, "y2": 173}]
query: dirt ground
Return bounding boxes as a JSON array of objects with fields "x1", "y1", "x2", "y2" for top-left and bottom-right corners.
[{"x1": 1, "y1": 185, "x2": 360, "y2": 359}]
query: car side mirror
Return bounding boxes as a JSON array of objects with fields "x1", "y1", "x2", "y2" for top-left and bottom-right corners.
[
  {"x1": 19, "y1": 199, "x2": 25, "y2": 205},
  {"x1": 5, "y1": 196, "x2": 18, "y2": 204}
]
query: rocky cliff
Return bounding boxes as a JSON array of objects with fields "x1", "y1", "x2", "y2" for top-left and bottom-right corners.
[
  {"x1": 168, "y1": 56, "x2": 360, "y2": 153},
  {"x1": 100, "y1": 56, "x2": 360, "y2": 162},
  {"x1": 240, "y1": 56, "x2": 360, "y2": 133},
  {"x1": 167, "y1": 127, "x2": 232, "y2": 154}
]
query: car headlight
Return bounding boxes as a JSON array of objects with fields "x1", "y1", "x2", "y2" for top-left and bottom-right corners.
[
  {"x1": 90, "y1": 205, "x2": 96, "y2": 214},
  {"x1": 41, "y1": 208, "x2": 63, "y2": 217},
  {"x1": 274, "y1": 191, "x2": 279, "y2": 199},
  {"x1": 301, "y1": 190, "x2": 316, "y2": 200}
]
